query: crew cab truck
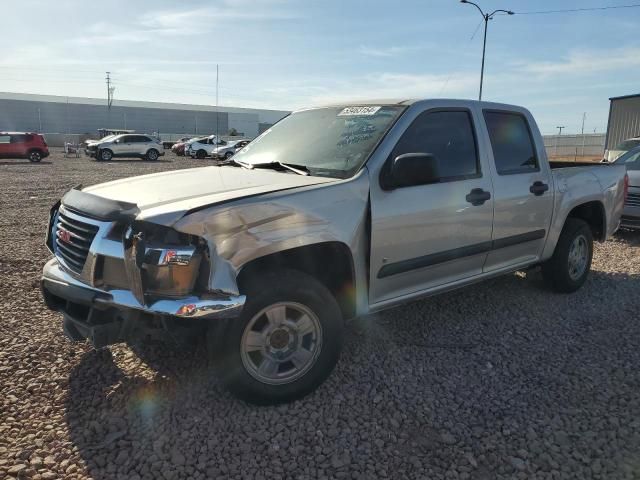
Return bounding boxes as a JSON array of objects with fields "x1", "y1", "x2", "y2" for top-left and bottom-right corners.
[{"x1": 41, "y1": 99, "x2": 627, "y2": 404}]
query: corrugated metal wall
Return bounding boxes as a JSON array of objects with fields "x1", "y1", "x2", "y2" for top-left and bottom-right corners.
[
  {"x1": 606, "y1": 96, "x2": 640, "y2": 148},
  {"x1": 0, "y1": 98, "x2": 230, "y2": 136}
]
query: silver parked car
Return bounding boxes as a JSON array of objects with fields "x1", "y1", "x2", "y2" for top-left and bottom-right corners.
[
  {"x1": 85, "y1": 134, "x2": 164, "y2": 161},
  {"x1": 604, "y1": 137, "x2": 640, "y2": 163},
  {"x1": 615, "y1": 146, "x2": 640, "y2": 229}
]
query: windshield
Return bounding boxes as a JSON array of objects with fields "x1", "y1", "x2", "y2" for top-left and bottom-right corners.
[
  {"x1": 619, "y1": 148, "x2": 640, "y2": 169},
  {"x1": 233, "y1": 105, "x2": 404, "y2": 178},
  {"x1": 614, "y1": 139, "x2": 640, "y2": 151}
]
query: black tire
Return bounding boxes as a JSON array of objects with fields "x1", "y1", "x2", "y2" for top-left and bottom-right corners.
[
  {"x1": 224, "y1": 151, "x2": 234, "y2": 159},
  {"x1": 196, "y1": 149, "x2": 207, "y2": 159},
  {"x1": 99, "y1": 149, "x2": 113, "y2": 161},
  {"x1": 211, "y1": 269, "x2": 344, "y2": 405},
  {"x1": 542, "y1": 218, "x2": 593, "y2": 293},
  {"x1": 146, "y1": 149, "x2": 159, "y2": 161},
  {"x1": 28, "y1": 150, "x2": 42, "y2": 163}
]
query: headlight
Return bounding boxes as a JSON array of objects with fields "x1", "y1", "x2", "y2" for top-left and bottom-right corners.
[{"x1": 117, "y1": 223, "x2": 206, "y2": 303}]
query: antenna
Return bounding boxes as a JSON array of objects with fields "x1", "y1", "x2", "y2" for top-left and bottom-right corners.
[{"x1": 216, "y1": 64, "x2": 219, "y2": 144}]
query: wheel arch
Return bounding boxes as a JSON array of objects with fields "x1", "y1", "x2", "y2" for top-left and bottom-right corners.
[
  {"x1": 565, "y1": 200, "x2": 606, "y2": 242},
  {"x1": 237, "y1": 241, "x2": 357, "y2": 321}
]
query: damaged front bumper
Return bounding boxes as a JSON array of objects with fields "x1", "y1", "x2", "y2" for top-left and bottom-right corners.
[{"x1": 42, "y1": 258, "x2": 245, "y2": 320}]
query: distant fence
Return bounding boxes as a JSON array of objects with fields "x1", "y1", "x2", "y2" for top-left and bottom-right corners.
[{"x1": 543, "y1": 134, "x2": 605, "y2": 161}]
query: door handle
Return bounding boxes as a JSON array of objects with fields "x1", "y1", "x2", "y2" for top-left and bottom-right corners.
[
  {"x1": 465, "y1": 188, "x2": 491, "y2": 206},
  {"x1": 530, "y1": 181, "x2": 549, "y2": 196}
]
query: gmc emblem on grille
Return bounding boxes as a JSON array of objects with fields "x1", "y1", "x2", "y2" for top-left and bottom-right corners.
[{"x1": 58, "y1": 228, "x2": 72, "y2": 243}]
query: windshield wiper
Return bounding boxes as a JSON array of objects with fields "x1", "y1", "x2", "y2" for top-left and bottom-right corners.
[{"x1": 222, "y1": 159, "x2": 310, "y2": 176}]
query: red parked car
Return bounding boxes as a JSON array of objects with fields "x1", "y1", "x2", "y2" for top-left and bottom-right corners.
[{"x1": 0, "y1": 132, "x2": 50, "y2": 162}]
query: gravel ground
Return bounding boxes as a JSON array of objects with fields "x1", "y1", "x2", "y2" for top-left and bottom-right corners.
[{"x1": 1, "y1": 149, "x2": 640, "y2": 480}]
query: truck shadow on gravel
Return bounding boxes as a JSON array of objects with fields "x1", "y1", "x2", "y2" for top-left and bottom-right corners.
[{"x1": 64, "y1": 268, "x2": 640, "y2": 479}]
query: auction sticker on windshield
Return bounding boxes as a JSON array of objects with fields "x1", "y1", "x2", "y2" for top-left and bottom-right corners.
[{"x1": 338, "y1": 106, "x2": 381, "y2": 116}]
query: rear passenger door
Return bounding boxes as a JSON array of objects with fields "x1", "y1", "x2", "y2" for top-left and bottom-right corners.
[
  {"x1": 481, "y1": 110, "x2": 553, "y2": 271},
  {"x1": 133, "y1": 136, "x2": 150, "y2": 155}
]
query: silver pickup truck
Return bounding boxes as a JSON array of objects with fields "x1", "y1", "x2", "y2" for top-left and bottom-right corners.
[{"x1": 42, "y1": 99, "x2": 627, "y2": 404}]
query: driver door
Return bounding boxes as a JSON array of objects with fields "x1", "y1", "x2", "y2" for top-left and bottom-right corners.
[{"x1": 368, "y1": 107, "x2": 494, "y2": 307}]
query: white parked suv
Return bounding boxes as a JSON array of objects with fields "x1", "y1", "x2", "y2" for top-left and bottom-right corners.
[
  {"x1": 187, "y1": 135, "x2": 233, "y2": 159},
  {"x1": 85, "y1": 134, "x2": 164, "y2": 162}
]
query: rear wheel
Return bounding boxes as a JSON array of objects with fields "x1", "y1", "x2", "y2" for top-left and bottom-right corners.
[
  {"x1": 542, "y1": 218, "x2": 593, "y2": 293},
  {"x1": 211, "y1": 269, "x2": 344, "y2": 405},
  {"x1": 146, "y1": 149, "x2": 159, "y2": 161},
  {"x1": 224, "y1": 151, "x2": 234, "y2": 159},
  {"x1": 196, "y1": 149, "x2": 207, "y2": 159},
  {"x1": 28, "y1": 150, "x2": 42, "y2": 162}
]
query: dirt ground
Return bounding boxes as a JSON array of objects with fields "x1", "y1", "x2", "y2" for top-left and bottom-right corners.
[{"x1": 1, "y1": 149, "x2": 640, "y2": 479}]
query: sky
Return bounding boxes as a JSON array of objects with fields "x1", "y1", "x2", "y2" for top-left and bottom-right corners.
[{"x1": 1, "y1": 0, "x2": 639, "y2": 134}]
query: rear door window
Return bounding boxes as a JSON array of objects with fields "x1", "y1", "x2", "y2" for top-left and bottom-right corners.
[
  {"x1": 10, "y1": 134, "x2": 28, "y2": 143},
  {"x1": 484, "y1": 111, "x2": 539, "y2": 175}
]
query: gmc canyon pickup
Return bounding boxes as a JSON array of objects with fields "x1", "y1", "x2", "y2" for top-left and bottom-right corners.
[{"x1": 42, "y1": 99, "x2": 627, "y2": 404}]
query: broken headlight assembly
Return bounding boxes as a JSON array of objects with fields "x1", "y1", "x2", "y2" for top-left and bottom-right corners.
[{"x1": 121, "y1": 222, "x2": 208, "y2": 304}]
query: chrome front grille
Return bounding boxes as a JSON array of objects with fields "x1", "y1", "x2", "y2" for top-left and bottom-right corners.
[
  {"x1": 54, "y1": 210, "x2": 99, "y2": 274},
  {"x1": 626, "y1": 192, "x2": 640, "y2": 207}
]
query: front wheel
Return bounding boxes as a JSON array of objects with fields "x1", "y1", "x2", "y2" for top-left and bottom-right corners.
[
  {"x1": 542, "y1": 218, "x2": 593, "y2": 293},
  {"x1": 196, "y1": 149, "x2": 207, "y2": 159},
  {"x1": 99, "y1": 149, "x2": 113, "y2": 161},
  {"x1": 211, "y1": 269, "x2": 344, "y2": 405},
  {"x1": 224, "y1": 151, "x2": 234, "y2": 159}
]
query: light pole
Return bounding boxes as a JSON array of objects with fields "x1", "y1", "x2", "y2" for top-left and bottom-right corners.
[{"x1": 460, "y1": 1, "x2": 514, "y2": 101}]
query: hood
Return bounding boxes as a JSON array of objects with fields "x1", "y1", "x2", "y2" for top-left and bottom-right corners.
[{"x1": 82, "y1": 165, "x2": 336, "y2": 225}]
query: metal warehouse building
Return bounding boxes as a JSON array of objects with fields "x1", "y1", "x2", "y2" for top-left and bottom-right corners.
[
  {"x1": 0, "y1": 92, "x2": 289, "y2": 140},
  {"x1": 606, "y1": 93, "x2": 640, "y2": 149}
]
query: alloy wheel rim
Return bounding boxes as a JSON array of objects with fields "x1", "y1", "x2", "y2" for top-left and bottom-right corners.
[
  {"x1": 568, "y1": 234, "x2": 588, "y2": 281},
  {"x1": 240, "y1": 302, "x2": 322, "y2": 385}
]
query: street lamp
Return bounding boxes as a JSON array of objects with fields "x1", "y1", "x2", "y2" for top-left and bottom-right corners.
[{"x1": 460, "y1": 0, "x2": 514, "y2": 101}]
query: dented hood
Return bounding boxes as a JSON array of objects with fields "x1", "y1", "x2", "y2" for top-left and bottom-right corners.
[{"x1": 82, "y1": 165, "x2": 336, "y2": 225}]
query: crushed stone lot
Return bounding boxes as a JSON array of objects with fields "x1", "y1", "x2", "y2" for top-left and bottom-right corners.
[{"x1": 2, "y1": 149, "x2": 640, "y2": 480}]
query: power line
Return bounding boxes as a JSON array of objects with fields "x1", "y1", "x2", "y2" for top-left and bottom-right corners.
[{"x1": 513, "y1": 3, "x2": 640, "y2": 15}]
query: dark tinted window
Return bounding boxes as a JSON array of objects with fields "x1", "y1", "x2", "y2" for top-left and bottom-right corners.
[
  {"x1": 621, "y1": 149, "x2": 640, "y2": 170},
  {"x1": 10, "y1": 134, "x2": 29, "y2": 143},
  {"x1": 484, "y1": 111, "x2": 538, "y2": 174},
  {"x1": 392, "y1": 110, "x2": 479, "y2": 179},
  {"x1": 118, "y1": 135, "x2": 132, "y2": 143},
  {"x1": 135, "y1": 135, "x2": 152, "y2": 143}
]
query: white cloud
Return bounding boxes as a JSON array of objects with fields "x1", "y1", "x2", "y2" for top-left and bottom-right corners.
[
  {"x1": 519, "y1": 47, "x2": 640, "y2": 76},
  {"x1": 358, "y1": 45, "x2": 417, "y2": 57}
]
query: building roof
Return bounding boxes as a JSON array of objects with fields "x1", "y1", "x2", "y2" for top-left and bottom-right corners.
[
  {"x1": 609, "y1": 93, "x2": 640, "y2": 101},
  {"x1": 0, "y1": 91, "x2": 289, "y2": 117}
]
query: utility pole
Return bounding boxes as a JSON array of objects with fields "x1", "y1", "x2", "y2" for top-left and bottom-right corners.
[
  {"x1": 37, "y1": 108, "x2": 42, "y2": 133},
  {"x1": 555, "y1": 126, "x2": 565, "y2": 157},
  {"x1": 106, "y1": 72, "x2": 114, "y2": 109},
  {"x1": 460, "y1": 1, "x2": 514, "y2": 101},
  {"x1": 581, "y1": 112, "x2": 586, "y2": 157}
]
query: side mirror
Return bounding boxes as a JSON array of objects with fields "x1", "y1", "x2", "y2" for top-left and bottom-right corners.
[
  {"x1": 114, "y1": 139, "x2": 120, "y2": 144},
  {"x1": 381, "y1": 153, "x2": 439, "y2": 190}
]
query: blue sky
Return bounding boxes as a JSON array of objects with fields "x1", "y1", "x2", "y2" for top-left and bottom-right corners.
[{"x1": 1, "y1": 0, "x2": 639, "y2": 134}]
